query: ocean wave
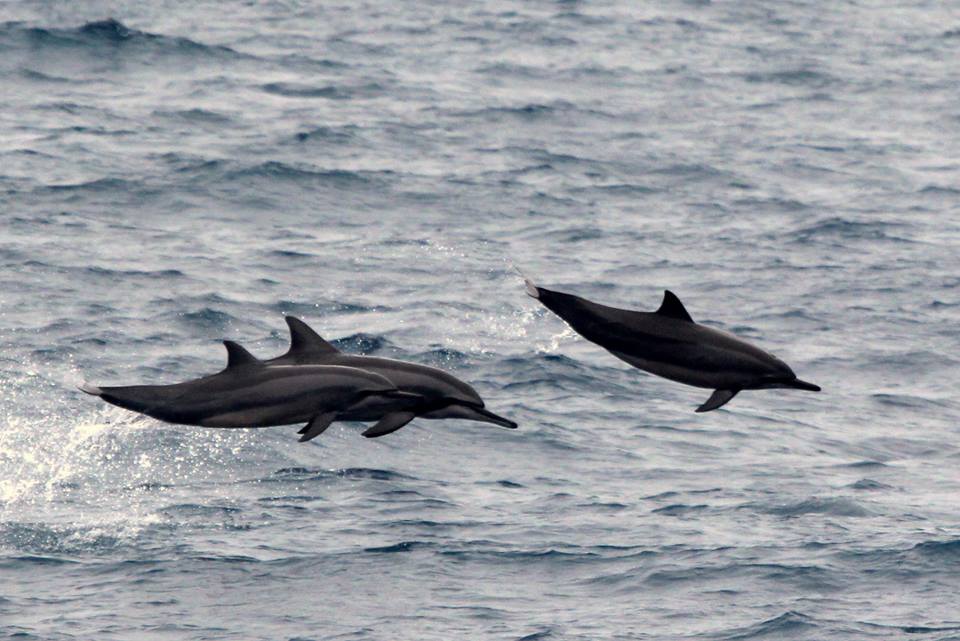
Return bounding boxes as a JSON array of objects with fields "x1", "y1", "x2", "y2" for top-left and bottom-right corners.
[
  {"x1": 755, "y1": 497, "x2": 874, "y2": 518},
  {"x1": 847, "y1": 479, "x2": 891, "y2": 490},
  {"x1": 222, "y1": 161, "x2": 390, "y2": 187},
  {"x1": 450, "y1": 101, "x2": 610, "y2": 122},
  {"x1": 412, "y1": 348, "x2": 470, "y2": 367},
  {"x1": 85, "y1": 266, "x2": 186, "y2": 280},
  {"x1": 912, "y1": 539, "x2": 960, "y2": 560},
  {"x1": 742, "y1": 68, "x2": 837, "y2": 88},
  {"x1": 497, "y1": 353, "x2": 634, "y2": 395},
  {"x1": 160, "y1": 503, "x2": 242, "y2": 516},
  {"x1": 787, "y1": 217, "x2": 915, "y2": 244},
  {"x1": 0, "y1": 18, "x2": 243, "y2": 60},
  {"x1": 46, "y1": 177, "x2": 136, "y2": 193},
  {"x1": 271, "y1": 299, "x2": 377, "y2": 316},
  {"x1": 870, "y1": 393, "x2": 950, "y2": 410},
  {"x1": 439, "y1": 546, "x2": 601, "y2": 563},
  {"x1": 651, "y1": 503, "x2": 708, "y2": 516},
  {"x1": 331, "y1": 333, "x2": 394, "y2": 355},
  {"x1": 175, "y1": 308, "x2": 238, "y2": 330},
  {"x1": 0, "y1": 554, "x2": 79, "y2": 567},
  {"x1": 720, "y1": 611, "x2": 816, "y2": 640},
  {"x1": 153, "y1": 108, "x2": 234, "y2": 124},
  {"x1": 292, "y1": 126, "x2": 359, "y2": 144},
  {"x1": 15, "y1": 68, "x2": 74, "y2": 83},
  {"x1": 646, "y1": 562, "x2": 837, "y2": 591},
  {"x1": 260, "y1": 81, "x2": 388, "y2": 99},
  {"x1": 363, "y1": 540, "x2": 431, "y2": 553},
  {"x1": 0, "y1": 522, "x2": 123, "y2": 556},
  {"x1": 836, "y1": 539, "x2": 960, "y2": 579},
  {"x1": 266, "y1": 467, "x2": 416, "y2": 482}
]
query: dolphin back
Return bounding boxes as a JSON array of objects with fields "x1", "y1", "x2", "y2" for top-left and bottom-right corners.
[{"x1": 268, "y1": 316, "x2": 485, "y2": 407}]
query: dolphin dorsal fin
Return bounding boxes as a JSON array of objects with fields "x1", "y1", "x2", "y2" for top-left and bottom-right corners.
[
  {"x1": 223, "y1": 340, "x2": 261, "y2": 369},
  {"x1": 656, "y1": 290, "x2": 694, "y2": 322},
  {"x1": 285, "y1": 316, "x2": 339, "y2": 359}
]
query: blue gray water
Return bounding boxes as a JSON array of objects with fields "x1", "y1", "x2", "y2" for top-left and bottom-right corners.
[{"x1": 2, "y1": 1, "x2": 959, "y2": 639}]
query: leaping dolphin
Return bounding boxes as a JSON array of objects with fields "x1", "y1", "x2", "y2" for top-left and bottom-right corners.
[
  {"x1": 80, "y1": 341, "x2": 422, "y2": 440},
  {"x1": 524, "y1": 279, "x2": 820, "y2": 412},
  {"x1": 258, "y1": 316, "x2": 518, "y2": 438}
]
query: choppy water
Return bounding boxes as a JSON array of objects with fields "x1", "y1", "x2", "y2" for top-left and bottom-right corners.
[{"x1": 2, "y1": 1, "x2": 960, "y2": 639}]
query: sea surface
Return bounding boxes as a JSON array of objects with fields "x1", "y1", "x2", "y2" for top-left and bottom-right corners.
[{"x1": 1, "y1": 1, "x2": 959, "y2": 639}]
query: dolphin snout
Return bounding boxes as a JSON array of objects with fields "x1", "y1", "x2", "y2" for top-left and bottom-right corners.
[
  {"x1": 786, "y1": 378, "x2": 821, "y2": 392},
  {"x1": 463, "y1": 406, "x2": 518, "y2": 429}
]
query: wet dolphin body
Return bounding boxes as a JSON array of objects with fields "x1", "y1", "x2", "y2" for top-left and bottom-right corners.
[
  {"x1": 525, "y1": 279, "x2": 820, "y2": 412},
  {"x1": 80, "y1": 341, "x2": 422, "y2": 440},
  {"x1": 258, "y1": 316, "x2": 518, "y2": 439}
]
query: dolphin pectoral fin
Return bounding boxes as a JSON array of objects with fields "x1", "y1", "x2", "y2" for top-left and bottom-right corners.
[
  {"x1": 298, "y1": 412, "x2": 337, "y2": 442},
  {"x1": 362, "y1": 412, "x2": 417, "y2": 438},
  {"x1": 695, "y1": 389, "x2": 739, "y2": 413}
]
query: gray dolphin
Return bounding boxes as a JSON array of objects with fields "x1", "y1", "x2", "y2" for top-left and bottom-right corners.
[
  {"x1": 259, "y1": 316, "x2": 518, "y2": 438},
  {"x1": 525, "y1": 278, "x2": 820, "y2": 412},
  {"x1": 80, "y1": 340, "x2": 422, "y2": 440}
]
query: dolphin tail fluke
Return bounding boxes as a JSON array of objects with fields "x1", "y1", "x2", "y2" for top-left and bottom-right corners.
[
  {"x1": 362, "y1": 411, "x2": 417, "y2": 438},
  {"x1": 524, "y1": 278, "x2": 540, "y2": 299},
  {"x1": 784, "y1": 378, "x2": 821, "y2": 392},
  {"x1": 696, "y1": 389, "x2": 739, "y2": 413},
  {"x1": 78, "y1": 382, "x2": 103, "y2": 396},
  {"x1": 511, "y1": 264, "x2": 540, "y2": 299}
]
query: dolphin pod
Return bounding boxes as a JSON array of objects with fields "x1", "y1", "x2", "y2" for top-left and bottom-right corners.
[
  {"x1": 82, "y1": 318, "x2": 517, "y2": 441},
  {"x1": 81, "y1": 281, "x2": 819, "y2": 438},
  {"x1": 524, "y1": 278, "x2": 819, "y2": 412}
]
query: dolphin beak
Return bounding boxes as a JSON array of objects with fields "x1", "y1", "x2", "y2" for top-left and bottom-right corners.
[
  {"x1": 786, "y1": 378, "x2": 821, "y2": 392},
  {"x1": 420, "y1": 403, "x2": 518, "y2": 429},
  {"x1": 463, "y1": 406, "x2": 518, "y2": 429}
]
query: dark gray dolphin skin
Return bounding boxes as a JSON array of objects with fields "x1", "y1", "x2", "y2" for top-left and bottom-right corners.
[
  {"x1": 258, "y1": 316, "x2": 518, "y2": 438},
  {"x1": 525, "y1": 278, "x2": 820, "y2": 412},
  {"x1": 80, "y1": 341, "x2": 423, "y2": 441}
]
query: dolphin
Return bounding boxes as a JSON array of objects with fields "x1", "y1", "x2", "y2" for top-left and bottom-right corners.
[
  {"x1": 524, "y1": 278, "x2": 820, "y2": 412},
  {"x1": 80, "y1": 340, "x2": 423, "y2": 440},
  {"x1": 257, "y1": 316, "x2": 518, "y2": 438}
]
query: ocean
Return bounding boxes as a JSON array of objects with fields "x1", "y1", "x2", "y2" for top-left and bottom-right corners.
[{"x1": 2, "y1": 1, "x2": 960, "y2": 639}]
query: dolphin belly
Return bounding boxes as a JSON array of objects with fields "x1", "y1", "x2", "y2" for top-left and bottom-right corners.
[
  {"x1": 99, "y1": 383, "x2": 319, "y2": 427},
  {"x1": 200, "y1": 406, "x2": 314, "y2": 428},
  {"x1": 90, "y1": 359, "x2": 408, "y2": 431},
  {"x1": 335, "y1": 392, "x2": 425, "y2": 422},
  {"x1": 609, "y1": 350, "x2": 757, "y2": 389}
]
